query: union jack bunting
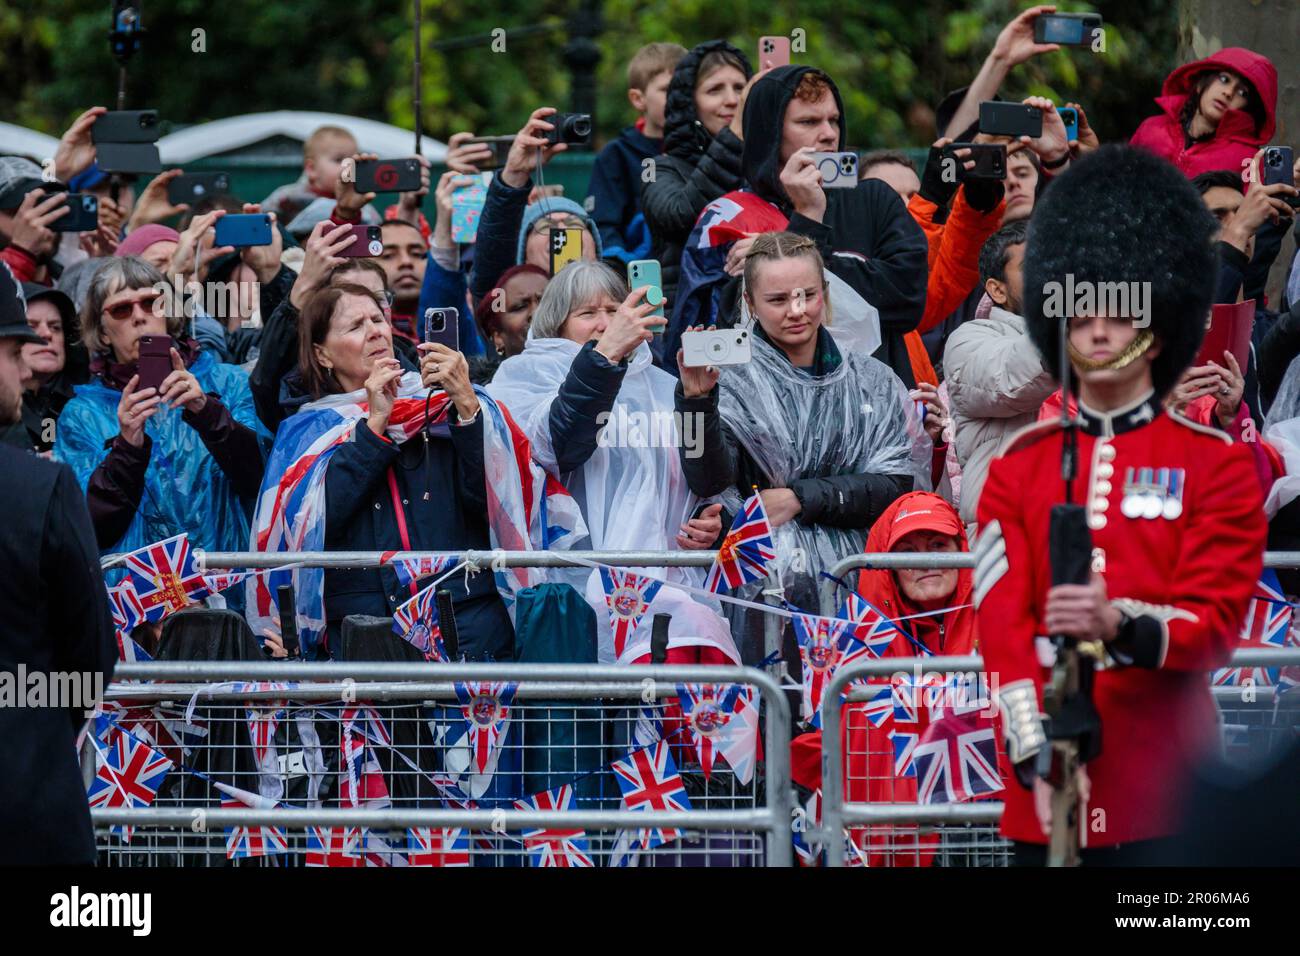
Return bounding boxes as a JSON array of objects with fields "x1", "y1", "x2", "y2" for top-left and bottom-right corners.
[
  {"x1": 115, "y1": 630, "x2": 153, "y2": 664},
  {"x1": 599, "y1": 566, "x2": 663, "y2": 658},
  {"x1": 107, "y1": 580, "x2": 145, "y2": 641},
  {"x1": 340, "y1": 708, "x2": 392, "y2": 810},
  {"x1": 703, "y1": 491, "x2": 776, "y2": 594},
  {"x1": 1215, "y1": 570, "x2": 1298, "y2": 687},
  {"x1": 245, "y1": 701, "x2": 285, "y2": 774},
  {"x1": 674, "y1": 683, "x2": 758, "y2": 783},
  {"x1": 203, "y1": 570, "x2": 250, "y2": 594},
  {"x1": 215, "y1": 782, "x2": 288, "y2": 859},
  {"x1": 911, "y1": 709, "x2": 1004, "y2": 804},
  {"x1": 793, "y1": 787, "x2": 821, "y2": 867},
  {"x1": 454, "y1": 682, "x2": 517, "y2": 775},
  {"x1": 514, "y1": 785, "x2": 594, "y2": 868},
  {"x1": 123, "y1": 533, "x2": 210, "y2": 622},
  {"x1": 86, "y1": 728, "x2": 173, "y2": 842},
  {"x1": 837, "y1": 591, "x2": 913, "y2": 657},
  {"x1": 610, "y1": 740, "x2": 693, "y2": 851},
  {"x1": 305, "y1": 826, "x2": 364, "y2": 867},
  {"x1": 392, "y1": 582, "x2": 447, "y2": 661},
  {"x1": 386, "y1": 553, "x2": 458, "y2": 590},
  {"x1": 793, "y1": 612, "x2": 853, "y2": 726},
  {"x1": 406, "y1": 827, "x2": 470, "y2": 867}
]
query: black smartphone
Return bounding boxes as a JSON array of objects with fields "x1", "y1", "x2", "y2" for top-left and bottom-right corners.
[
  {"x1": 96, "y1": 142, "x2": 162, "y2": 175},
  {"x1": 423, "y1": 307, "x2": 461, "y2": 353},
  {"x1": 979, "y1": 101, "x2": 1042, "y2": 139},
  {"x1": 945, "y1": 143, "x2": 1007, "y2": 180},
  {"x1": 354, "y1": 158, "x2": 423, "y2": 194},
  {"x1": 50, "y1": 193, "x2": 99, "y2": 233},
  {"x1": 167, "y1": 172, "x2": 231, "y2": 206},
  {"x1": 92, "y1": 109, "x2": 161, "y2": 144},
  {"x1": 1263, "y1": 147, "x2": 1297, "y2": 206},
  {"x1": 338, "y1": 224, "x2": 383, "y2": 258},
  {"x1": 462, "y1": 136, "x2": 516, "y2": 171},
  {"x1": 213, "y1": 213, "x2": 273, "y2": 248},
  {"x1": 1033, "y1": 12, "x2": 1103, "y2": 48},
  {"x1": 136, "y1": 334, "x2": 173, "y2": 392}
]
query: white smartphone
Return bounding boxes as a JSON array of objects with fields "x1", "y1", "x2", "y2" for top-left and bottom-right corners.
[{"x1": 681, "y1": 327, "x2": 753, "y2": 367}]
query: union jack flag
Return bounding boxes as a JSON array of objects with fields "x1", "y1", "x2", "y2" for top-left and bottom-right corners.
[
  {"x1": 392, "y1": 582, "x2": 447, "y2": 661},
  {"x1": 203, "y1": 570, "x2": 250, "y2": 594},
  {"x1": 245, "y1": 701, "x2": 285, "y2": 773},
  {"x1": 793, "y1": 787, "x2": 821, "y2": 867},
  {"x1": 406, "y1": 827, "x2": 470, "y2": 867},
  {"x1": 453, "y1": 681, "x2": 517, "y2": 775},
  {"x1": 107, "y1": 580, "x2": 146, "y2": 641},
  {"x1": 859, "y1": 682, "x2": 896, "y2": 728},
  {"x1": 793, "y1": 612, "x2": 852, "y2": 726},
  {"x1": 305, "y1": 826, "x2": 364, "y2": 867},
  {"x1": 610, "y1": 740, "x2": 693, "y2": 850},
  {"x1": 339, "y1": 708, "x2": 392, "y2": 810},
  {"x1": 387, "y1": 553, "x2": 458, "y2": 590},
  {"x1": 837, "y1": 592, "x2": 911, "y2": 657},
  {"x1": 514, "y1": 785, "x2": 593, "y2": 867},
  {"x1": 1215, "y1": 570, "x2": 1297, "y2": 686},
  {"x1": 215, "y1": 782, "x2": 288, "y2": 859},
  {"x1": 704, "y1": 492, "x2": 776, "y2": 594},
  {"x1": 911, "y1": 709, "x2": 1004, "y2": 804},
  {"x1": 123, "y1": 533, "x2": 210, "y2": 622},
  {"x1": 599, "y1": 567, "x2": 663, "y2": 658},
  {"x1": 115, "y1": 630, "x2": 152, "y2": 664},
  {"x1": 675, "y1": 683, "x2": 737, "y2": 780},
  {"x1": 86, "y1": 728, "x2": 173, "y2": 842}
]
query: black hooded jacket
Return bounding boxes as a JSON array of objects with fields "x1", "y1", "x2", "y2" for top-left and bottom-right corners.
[
  {"x1": 640, "y1": 40, "x2": 751, "y2": 308},
  {"x1": 740, "y1": 66, "x2": 929, "y2": 386}
]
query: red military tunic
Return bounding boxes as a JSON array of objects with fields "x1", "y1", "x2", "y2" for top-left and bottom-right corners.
[{"x1": 975, "y1": 392, "x2": 1265, "y2": 847}]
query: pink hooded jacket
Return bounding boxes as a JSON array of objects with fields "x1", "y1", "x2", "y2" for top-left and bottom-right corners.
[{"x1": 1130, "y1": 47, "x2": 1277, "y2": 180}]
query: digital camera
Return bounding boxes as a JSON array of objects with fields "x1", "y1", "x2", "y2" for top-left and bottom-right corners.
[
  {"x1": 681, "y1": 327, "x2": 753, "y2": 367},
  {"x1": 543, "y1": 113, "x2": 592, "y2": 147}
]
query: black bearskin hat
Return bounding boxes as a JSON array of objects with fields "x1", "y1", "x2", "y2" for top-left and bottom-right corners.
[{"x1": 1023, "y1": 144, "x2": 1218, "y2": 399}]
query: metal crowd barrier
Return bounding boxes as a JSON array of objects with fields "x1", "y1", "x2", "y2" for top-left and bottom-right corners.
[
  {"x1": 818, "y1": 649, "x2": 1300, "y2": 868},
  {"x1": 819, "y1": 551, "x2": 1300, "y2": 616},
  {"x1": 90, "y1": 662, "x2": 793, "y2": 868}
]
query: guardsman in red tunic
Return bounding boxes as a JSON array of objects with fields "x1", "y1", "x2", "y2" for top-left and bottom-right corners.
[{"x1": 975, "y1": 145, "x2": 1266, "y2": 864}]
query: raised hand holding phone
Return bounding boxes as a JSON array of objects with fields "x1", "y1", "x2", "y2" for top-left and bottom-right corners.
[
  {"x1": 335, "y1": 151, "x2": 379, "y2": 221},
  {"x1": 780, "y1": 147, "x2": 828, "y2": 222}
]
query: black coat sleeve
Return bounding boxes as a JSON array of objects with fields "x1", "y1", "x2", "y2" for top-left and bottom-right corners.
[
  {"x1": 548, "y1": 342, "x2": 628, "y2": 474},
  {"x1": 468, "y1": 172, "x2": 532, "y2": 303},
  {"x1": 447, "y1": 409, "x2": 488, "y2": 514},
  {"x1": 1258, "y1": 298, "x2": 1300, "y2": 408},
  {"x1": 674, "y1": 382, "x2": 740, "y2": 498},
  {"x1": 182, "y1": 395, "x2": 266, "y2": 499},
  {"x1": 86, "y1": 435, "x2": 151, "y2": 549},
  {"x1": 790, "y1": 472, "x2": 911, "y2": 530},
  {"x1": 323, "y1": 423, "x2": 401, "y2": 532},
  {"x1": 640, "y1": 129, "x2": 745, "y2": 239},
  {"x1": 44, "y1": 464, "x2": 116, "y2": 728},
  {"x1": 1214, "y1": 241, "x2": 1249, "y2": 304},
  {"x1": 787, "y1": 179, "x2": 929, "y2": 336},
  {"x1": 250, "y1": 296, "x2": 300, "y2": 434},
  {"x1": 1245, "y1": 217, "x2": 1287, "y2": 304}
]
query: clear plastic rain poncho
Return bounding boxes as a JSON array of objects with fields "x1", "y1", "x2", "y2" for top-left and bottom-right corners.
[
  {"x1": 712, "y1": 327, "x2": 932, "y2": 627},
  {"x1": 487, "y1": 333, "x2": 740, "y2": 663},
  {"x1": 1263, "y1": 355, "x2": 1300, "y2": 517}
]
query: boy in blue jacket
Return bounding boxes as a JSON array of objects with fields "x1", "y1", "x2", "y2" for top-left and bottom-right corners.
[{"x1": 585, "y1": 42, "x2": 685, "y2": 268}]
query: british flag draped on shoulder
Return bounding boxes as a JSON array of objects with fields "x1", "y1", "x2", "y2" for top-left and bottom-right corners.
[
  {"x1": 666, "y1": 191, "x2": 788, "y2": 366},
  {"x1": 245, "y1": 374, "x2": 586, "y2": 655}
]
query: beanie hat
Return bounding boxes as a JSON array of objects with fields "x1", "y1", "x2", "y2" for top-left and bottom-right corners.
[
  {"x1": 515, "y1": 196, "x2": 604, "y2": 264},
  {"x1": 1023, "y1": 145, "x2": 1217, "y2": 399},
  {"x1": 115, "y1": 224, "x2": 180, "y2": 259}
]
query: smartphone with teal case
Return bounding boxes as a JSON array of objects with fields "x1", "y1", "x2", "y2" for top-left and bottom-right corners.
[
  {"x1": 450, "y1": 173, "x2": 490, "y2": 243},
  {"x1": 627, "y1": 259, "x2": 666, "y2": 333}
]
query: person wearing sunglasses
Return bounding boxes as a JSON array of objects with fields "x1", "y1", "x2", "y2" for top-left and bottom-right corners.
[{"x1": 53, "y1": 256, "x2": 269, "y2": 559}]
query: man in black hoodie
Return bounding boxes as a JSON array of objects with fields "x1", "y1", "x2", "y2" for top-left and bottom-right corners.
[{"x1": 738, "y1": 66, "x2": 928, "y2": 386}]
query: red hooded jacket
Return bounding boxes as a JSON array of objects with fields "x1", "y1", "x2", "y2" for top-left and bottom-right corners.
[
  {"x1": 1129, "y1": 47, "x2": 1277, "y2": 181},
  {"x1": 790, "y1": 492, "x2": 999, "y2": 865}
]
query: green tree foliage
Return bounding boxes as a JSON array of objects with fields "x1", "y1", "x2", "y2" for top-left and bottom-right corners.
[{"x1": 1, "y1": 0, "x2": 1179, "y2": 148}]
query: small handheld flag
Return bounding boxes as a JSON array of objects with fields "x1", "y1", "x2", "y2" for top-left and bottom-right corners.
[{"x1": 704, "y1": 491, "x2": 776, "y2": 594}]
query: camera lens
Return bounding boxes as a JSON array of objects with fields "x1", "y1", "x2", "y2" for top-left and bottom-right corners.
[{"x1": 564, "y1": 114, "x2": 592, "y2": 142}]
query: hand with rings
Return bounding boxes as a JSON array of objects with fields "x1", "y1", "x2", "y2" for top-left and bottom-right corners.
[{"x1": 677, "y1": 503, "x2": 723, "y2": 550}]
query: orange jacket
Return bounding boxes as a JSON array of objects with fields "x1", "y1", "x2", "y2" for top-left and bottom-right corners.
[{"x1": 907, "y1": 189, "x2": 1006, "y2": 336}]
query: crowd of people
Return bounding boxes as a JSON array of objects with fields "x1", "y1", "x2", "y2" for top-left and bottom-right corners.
[{"x1": 2, "y1": 5, "x2": 1299, "y2": 864}]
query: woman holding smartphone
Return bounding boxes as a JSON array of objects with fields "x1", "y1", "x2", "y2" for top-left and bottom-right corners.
[
  {"x1": 487, "y1": 260, "x2": 738, "y2": 665},
  {"x1": 53, "y1": 256, "x2": 267, "y2": 554}
]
